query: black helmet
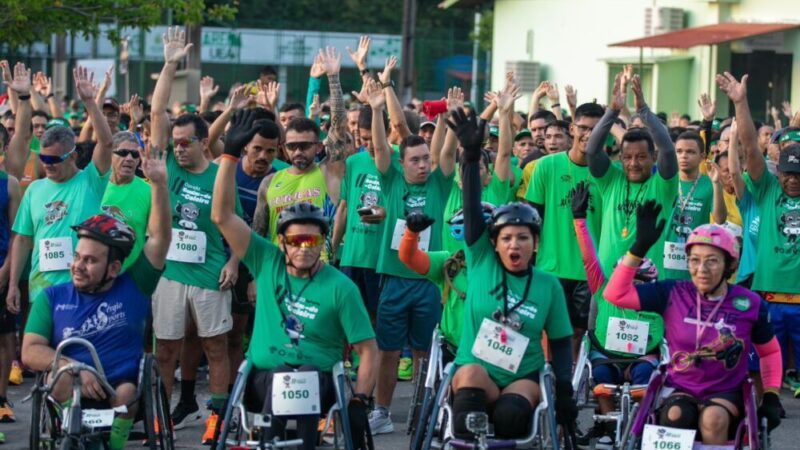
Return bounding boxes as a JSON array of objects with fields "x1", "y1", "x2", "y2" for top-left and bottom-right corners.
[
  {"x1": 488, "y1": 202, "x2": 541, "y2": 238},
  {"x1": 71, "y1": 214, "x2": 136, "y2": 259},
  {"x1": 276, "y1": 202, "x2": 329, "y2": 236}
]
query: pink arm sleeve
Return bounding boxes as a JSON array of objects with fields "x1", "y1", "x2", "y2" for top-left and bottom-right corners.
[
  {"x1": 755, "y1": 337, "x2": 783, "y2": 392},
  {"x1": 602, "y1": 263, "x2": 642, "y2": 310},
  {"x1": 398, "y1": 229, "x2": 431, "y2": 276},
  {"x1": 573, "y1": 218, "x2": 606, "y2": 294}
]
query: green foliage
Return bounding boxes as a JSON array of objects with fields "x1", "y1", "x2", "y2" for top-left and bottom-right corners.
[
  {"x1": 0, "y1": 0, "x2": 237, "y2": 47},
  {"x1": 469, "y1": 9, "x2": 493, "y2": 52}
]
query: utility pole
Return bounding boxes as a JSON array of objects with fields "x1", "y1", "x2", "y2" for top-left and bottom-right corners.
[{"x1": 399, "y1": 0, "x2": 417, "y2": 104}]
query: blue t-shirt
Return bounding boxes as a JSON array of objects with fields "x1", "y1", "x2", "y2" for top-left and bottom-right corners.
[
  {"x1": 25, "y1": 255, "x2": 161, "y2": 385},
  {"x1": 236, "y1": 160, "x2": 272, "y2": 226},
  {"x1": 735, "y1": 190, "x2": 759, "y2": 283}
]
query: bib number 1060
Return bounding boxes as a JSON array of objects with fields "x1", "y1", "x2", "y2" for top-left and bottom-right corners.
[
  {"x1": 486, "y1": 339, "x2": 513, "y2": 356},
  {"x1": 281, "y1": 389, "x2": 310, "y2": 400}
]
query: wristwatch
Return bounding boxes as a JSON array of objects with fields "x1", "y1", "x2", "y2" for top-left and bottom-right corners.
[{"x1": 380, "y1": 79, "x2": 395, "y2": 89}]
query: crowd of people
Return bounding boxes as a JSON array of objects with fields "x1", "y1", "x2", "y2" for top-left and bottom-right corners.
[{"x1": 0, "y1": 27, "x2": 796, "y2": 448}]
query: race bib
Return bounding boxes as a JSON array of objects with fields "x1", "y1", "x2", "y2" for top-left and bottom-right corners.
[
  {"x1": 39, "y1": 237, "x2": 73, "y2": 272},
  {"x1": 605, "y1": 317, "x2": 649, "y2": 355},
  {"x1": 166, "y1": 229, "x2": 207, "y2": 263},
  {"x1": 471, "y1": 318, "x2": 529, "y2": 374},
  {"x1": 642, "y1": 424, "x2": 695, "y2": 450},
  {"x1": 390, "y1": 219, "x2": 431, "y2": 252},
  {"x1": 271, "y1": 371, "x2": 321, "y2": 416},
  {"x1": 663, "y1": 241, "x2": 687, "y2": 271},
  {"x1": 81, "y1": 408, "x2": 115, "y2": 429}
]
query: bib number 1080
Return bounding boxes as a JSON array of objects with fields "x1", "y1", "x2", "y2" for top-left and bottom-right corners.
[
  {"x1": 281, "y1": 389, "x2": 310, "y2": 400},
  {"x1": 176, "y1": 242, "x2": 197, "y2": 252},
  {"x1": 486, "y1": 339, "x2": 513, "y2": 356}
]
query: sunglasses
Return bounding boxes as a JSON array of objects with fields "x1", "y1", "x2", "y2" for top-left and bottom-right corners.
[
  {"x1": 172, "y1": 136, "x2": 199, "y2": 148},
  {"x1": 113, "y1": 149, "x2": 141, "y2": 159},
  {"x1": 283, "y1": 233, "x2": 324, "y2": 248},
  {"x1": 285, "y1": 141, "x2": 317, "y2": 152},
  {"x1": 39, "y1": 147, "x2": 76, "y2": 165}
]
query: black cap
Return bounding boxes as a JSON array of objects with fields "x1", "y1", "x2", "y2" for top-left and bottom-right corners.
[
  {"x1": 102, "y1": 98, "x2": 120, "y2": 111},
  {"x1": 777, "y1": 144, "x2": 800, "y2": 174}
]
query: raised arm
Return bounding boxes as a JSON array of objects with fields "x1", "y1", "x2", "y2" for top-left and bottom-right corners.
[
  {"x1": 449, "y1": 108, "x2": 485, "y2": 245},
  {"x1": 379, "y1": 56, "x2": 410, "y2": 140},
  {"x1": 198, "y1": 76, "x2": 219, "y2": 114},
  {"x1": 211, "y1": 109, "x2": 261, "y2": 259},
  {"x1": 528, "y1": 81, "x2": 547, "y2": 118},
  {"x1": 571, "y1": 182, "x2": 605, "y2": 294},
  {"x1": 716, "y1": 73, "x2": 764, "y2": 182},
  {"x1": 631, "y1": 75, "x2": 677, "y2": 179},
  {"x1": 208, "y1": 85, "x2": 251, "y2": 158},
  {"x1": 706, "y1": 161, "x2": 727, "y2": 225},
  {"x1": 151, "y1": 27, "x2": 193, "y2": 150},
  {"x1": 545, "y1": 82, "x2": 563, "y2": 120},
  {"x1": 140, "y1": 145, "x2": 171, "y2": 269},
  {"x1": 319, "y1": 47, "x2": 347, "y2": 163},
  {"x1": 365, "y1": 79, "x2": 392, "y2": 174},
  {"x1": 4, "y1": 62, "x2": 32, "y2": 180},
  {"x1": 495, "y1": 78, "x2": 522, "y2": 183},
  {"x1": 0, "y1": 61, "x2": 18, "y2": 114},
  {"x1": 726, "y1": 120, "x2": 747, "y2": 199},
  {"x1": 251, "y1": 174, "x2": 273, "y2": 237},
  {"x1": 697, "y1": 93, "x2": 717, "y2": 154},
  {"x1": 29, "y1": 74, "x2": 47, "y2": 114},
  {"x1": 564, "y1": 84, "x2": 578, "y2": 120},
  {"x1": 429, "y1": 113, "x2": 447, "y2": 168},
  {"x1": 586, "y1": 74, "x2": 625, "y2": 178},
  {"x1": 74, "y1": 67, "x2": 113, "y2": 174}
]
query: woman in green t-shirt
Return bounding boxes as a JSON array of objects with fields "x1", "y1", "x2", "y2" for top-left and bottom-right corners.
[{"x1": 445, "y1": 108, "x2": 577, "y2": 440}]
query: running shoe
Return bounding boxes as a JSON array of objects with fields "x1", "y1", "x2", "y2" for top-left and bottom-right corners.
[
  {"x1": 171, "y1": 400, "x2": 202, "y2": 430},
  {"x1": 201, "y1": 412, "x2": 219, "y2": 445},
  {"x1": 576, "y1": 421, "x2": 612, "y2": 449},
  {"x1": 368, "y1": 407, "x2": 394, "y2": 435},
  {"x1": 8, "y1": 361, "x2": 22, "y2": 386},
  {"x1": 397, "y1": 357, "x2": 413, "y2": 381},
  {"x1": 0, "y1": 399, "x2": 13, "y2": 423},
  {"x1": 784, "y1": 370, "x2": 800, "y2": 391}
]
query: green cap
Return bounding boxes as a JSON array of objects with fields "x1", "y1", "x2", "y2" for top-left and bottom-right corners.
[
  {"x1": 780, "y1": 130, "x2": 800, "y2": 143},
  {"x1": 489, "y1": 125, "x2": 499, "y2": 137},
  {"x1": 64, "y1": 111, "x2": 84, "y2": 120},
  {"x1": 711, "y1": 119, "x2": 721, "y2": 131},
  {"x1": 46, "y1": 118, "x2": 70, "y2": 130},
  {"x1": 183, "y1": 104, "x2": 197, "y2": 114},
  {"x1": 514, "y1": 128, "x2": 532, "y2": 141}
]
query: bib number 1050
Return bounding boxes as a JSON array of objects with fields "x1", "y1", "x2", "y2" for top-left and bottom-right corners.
[{"x1": 281, "y1": 389, "x2": 311, "y2": 400}]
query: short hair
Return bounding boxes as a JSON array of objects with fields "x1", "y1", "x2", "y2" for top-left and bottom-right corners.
[
  {"x1": 1, "y1": 111, "x2": 13, "y2": 120},
  {"x1": 280, "y1": 103, "x2": 305, "y2": 115},
  {"x1": 111, "y1": 131, "x2": 140, "y2": 151},
  {"x1": 399, "y1": 135, "x2": 427, "y2": 159},
  {"x1": 41, "y1": 125, "x2": 76, "y2": 153},
  {"x1": 676, "y1": 130, "x2": 704, "y2": 153},
  {"x1": 173, "y1": 114, "x2": 209, "y2": 140},
  {"x1": 0, "y1": 123, "x2": 8, "y2": 148},
  {"x1": 260, "y1": 66, "x2": 278, "y2": 78},
  {"x1": 621, "y1": 128, "x2": 655, "y2": 155},
  {"x1": 254, "y1": 119, "x2": 280, "y2": 140},
  {"x1": 546, "y1": 120, "x2": 570, "y2": 135},
  {"x1": 31, "y1": 110, "x2": 51, "y2": 121},
  {"x1": 530, "y1": 110, "x2": 556, "y2": 124},
  {"x1": 680, "y1": 114, "x2": 691, "y2": 121},
  {"x1": 574, "y1": 103, "x2": 604, "y2": 121},
  {"x1": 714, "y1": 150, "x2": 729, "y2": 165},
  {"x1": 358, "y1": 107, "x2": 389, "y2": 131},
  {"x1": 403, "y1": 110, "x2": 420, "y2": 135},
  {"x1": 285, "y1": 117, "x2": 320, "y2": 139},
  {"x1": 199, "y1": 110, "x2": 222, "y2": 125}
]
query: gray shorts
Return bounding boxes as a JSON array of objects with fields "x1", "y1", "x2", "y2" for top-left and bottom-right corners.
[{"x1": 152, "y1": 277, "x2": 232, "y2": 339}]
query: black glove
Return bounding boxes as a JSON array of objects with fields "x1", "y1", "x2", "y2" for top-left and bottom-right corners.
[
  {"x1": 446, "y1": 107, "x2": 485, "y2": 163},
  {"x1": 223, "y1": 109, "x2": 260, "y2": 157},
  {"x1": 630, "y1": 200, "x2": 666, "y2": 258},
  {"x1": 571, "y1": 181, "x2": 590, "y2": 220},
  {"x1": 555, "y1": 381, "x2": 578, "y2": 426},
  {"x1": 347, "y1": 398, "x2": 370, "y2": 450},
  {"x1": 758, "y1": 391, "x2": 782, "y2": 432},
  {"x1": 405, "y1": 211, "x2": 435, "y2": 233}
]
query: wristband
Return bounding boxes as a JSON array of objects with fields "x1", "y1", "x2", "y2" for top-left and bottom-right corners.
[
  {"x1": 46, "y1": 93, "x2": 55, "y2": 99},
  {"x1": 360, "y1": 68, "x2": 369, "y2": 76},
  {"x1": 380, "y1": 80, "x2": 395, "y2": 89},
  {"x1": 551, "y1": 103, "x2": 561, "y2": 108},
  {"x1": 17, "y1": 94, "x2": 31, "y2": 101}
]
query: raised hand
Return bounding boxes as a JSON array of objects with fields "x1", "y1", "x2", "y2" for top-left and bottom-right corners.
[
  {"x1": 230, "y1": 85, "x2": 254, "y2": 110},
  {"x1": 571, "y1": 181, "x2": 590, "y2": 219},
  {"x1": 4, "y1": 62, "x2": 31, "y2": 95},
  {"x1": 199, "y1": 76, "x2": 219, "y2": 100},
  {"x1": 697, "y1": 93, "x2": 716, "y2": 122},
  {"x1": 162, "y1": 26, "x2": 193, "y2": 64},
  {"x1": 379, "y1": 56, "x2": 397, "y2": 86},
  {"x1": 782, "y1": 101, "x2": 792, "y2": 118},
  {"x1": 564, "y1": 84, "x2": 578, "y2": 109},
  {"x1": 715, "y1": 72, "x2": 748, "y2": 104},
  {"x1": 319, "y1": 46, "x2": 341, "y2": 76},
  {"x1": 546, "y1": 82, "x2": 560, "y2": 105},
  {"x1": 128, "y1": 94, "x2": 143, "y2": 124},
  {"x1": 707, "y1": 160, "x2": 722, "y2": 185},
  {"x1": 33, "y1": 72, "x2": 51, "y2": 96},
  {"x1": 610, "y1": 73, "x2": 627, "y2": 112},
  {"x1": 631, "y1": 200, "x2": 666, "y2": 258},
  {"x1": 309, "y1": 53, "x2": 325, "y2": 79},
  {"x1": 483, "y1": 91, "x2": 498, "y2": 107},
  {"x1": 72, "y1": 66, "x2": 98, "y2": 102},
  {"x1": 496, "y1": 80, "x2": 522, "y2": 113},
  {"x1": 309, "y1": 94, "x2": 321, "y2": 119},
  {"x1": 141, "y1": 143, "x2": 168, "y2": 185},
  {"x1": 621, "y1": 64, "x2": 634, "y2": 86},
  {"x1": 98, "y1": 64, "x2": 114, "y2": 96},
  {"x1": 0, "y1": 61, "x2": 11, "y2": 85},
  {"x1": 405, "y1": 212, "x2": 435, "y2": 233},
  {"x1": 364, "y1": 78, "x2": 385, "y2": 109},
  {"x1": 532, "y1": 81, "x2": 548, "y2": 101},
  {"x1": 224, "y1": 108, "x2": 260, "y2": 157},
  {"x1": 446, "y1": 107, "x2": 484, "y2": 162},
  {"x1": 350, "y1": 79, "x2": 370, "y2": 104},
  {"x1": 446, "y1": 86, "x2": 464, "y2": 111},
  {"x1": 631, "y1": 74, "x2": 646, "y2": 111},
  {"x1": 256, "y1": 81, "x2": 279, "y2": 110},
  {"x1": 347, "y1": 35, "x2": 371, "y2": 71}
]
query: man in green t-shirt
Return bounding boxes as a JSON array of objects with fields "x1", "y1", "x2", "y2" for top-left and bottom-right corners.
[
  {"x1": 7, "y1": 63, "x2": 113, "y2": 309},
  {"x1": 211, "y1": 109, "x2": 378, "y2": 450},
  {"x1": 526, "y1": 102, "x2": 605, "y2": 346},
  {"x1": 662, "y1": 131, "x2": 726, "y2": 279},
  {"x1": 101, "y1": 131, "x2": 151, "y2": 273},
  {"x1": 363, "y1": 78, "x2": 456, "y2": 434},
  {"x1": 586, "y1": 72, "x2": 678, "y2": 278}
]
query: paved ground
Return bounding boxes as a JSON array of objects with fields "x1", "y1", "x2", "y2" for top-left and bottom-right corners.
[{"x1": 3, "y1": 375, "x2": 799, "y2": 449}]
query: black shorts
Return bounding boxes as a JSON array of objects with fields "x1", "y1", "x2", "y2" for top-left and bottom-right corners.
[
  {"x1": 340, "y1": 266, "x2": 381, "y2": 315},
  {"x1": 0, "y1": 281, "x2": 29, "y2": 334},
  {"x1": 231, "y1": 264, "x2": 254, "y2": 316},
  {"x1": 244, "y1": 365, "x2": 336, "y2": 416},
  {"x1": 558, "y1": 278, "x2": 590, "y2": 330},
  {"x1": 662, "y1": 389, "x2": 744, "y2": 440}
]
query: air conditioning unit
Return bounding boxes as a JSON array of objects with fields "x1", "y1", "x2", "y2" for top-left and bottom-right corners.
[
  {"x1": 644, "y1": 7, "x2": 685, "y2": 36},
  {"x1": 505, "y1": 61, "x2": 540, "y2": 92}
]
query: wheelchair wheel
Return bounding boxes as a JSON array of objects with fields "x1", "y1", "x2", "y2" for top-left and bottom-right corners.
[
  {"x1": 407, "y1": 357, "x2": 428, "y2": 436},
  {"x1": 29, "y1": 373, "x2": 62, "y2": 449},
  {"x1": 143, "y1": 354, "x2": 174, "y2": 450}
]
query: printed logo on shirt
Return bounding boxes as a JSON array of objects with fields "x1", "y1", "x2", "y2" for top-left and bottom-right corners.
[
  {"x1": 101, "y1": 205, "x2": 127, "y2": 221},
  {"x1": 175, "y1": 202, "x2": 200, "y2": 230},
  {"x1": 732, "y1": 297, "x2": 750, "y2": 311},
  {"x1": 44, "y1": 201, "x2": 68, "y2": 225},
  {"x1": 778, "y1": 209, "x2": 800, "y2": 245},
  {"x1": 671, "y1": 210, "x2": 695, "y2": 240},
  {"x1": 61, "y1": 301, "x2": 127, "y2": 340},
  {"x1": 404, "y1": 195, "x2": 426, "y2": 214},
  {"x1": 672, "y1": 317, "x2": 744, "y2": 372}
]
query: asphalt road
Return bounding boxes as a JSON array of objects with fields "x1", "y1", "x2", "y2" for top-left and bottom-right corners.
[{"x1": 3, "y1": 375, "x2": 798, "y2": 449}]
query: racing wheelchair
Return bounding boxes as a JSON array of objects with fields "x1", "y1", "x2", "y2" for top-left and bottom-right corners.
[
  {"x1": 27, "y1": 337, "x2": 173, "y2": 450},
  {"x1": 214, "y1": 360, "x2": 374, "y2": 450}
]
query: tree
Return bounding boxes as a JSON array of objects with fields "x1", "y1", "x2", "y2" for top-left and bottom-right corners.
[{"x1": 0, "y1": 0, "x2": 237, "y2": 47}]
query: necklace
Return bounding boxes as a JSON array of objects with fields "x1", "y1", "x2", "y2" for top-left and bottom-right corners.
[
  {"x1": 678, "y1": 175, "x2": 701, "y2": 216},
  {"x1": 621, "y1": 179, "x2": 646, "y2": 238}
]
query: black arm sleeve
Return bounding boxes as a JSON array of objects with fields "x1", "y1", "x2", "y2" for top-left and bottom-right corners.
[
  {"x1": 586, "y1": 109, "x2": 617, "y2": 177},
  {"x1": 549, "y1": 336, "x2": 573, "y2": 383},
  {"x1": 752, "y1": 299, "x2": 775, "y2": 345},
  {"x1": 463, "y1": 158, "x2": 485, "y2": 246},
  {"x1": 530, "y1": 202, "x2": 545, "y2": 223},
  {"x1": 701, "y1": 119, "x2": 713, "y2": 155},
  {"x1": 639, "y1": 105, "x2": 678, "y2": 179}
]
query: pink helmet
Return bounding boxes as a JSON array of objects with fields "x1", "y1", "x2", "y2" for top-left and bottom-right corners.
[{"x1": 685, "y1": 224, "x2": 740, "y2": 262}]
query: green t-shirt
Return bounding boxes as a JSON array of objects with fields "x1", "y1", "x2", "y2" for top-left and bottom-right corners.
[
  {"x1": 526, "y1": 152, "x2": 603, "y2": 280},
  {"x1": 593, "y1": 166, "x2": 678, "y2": 278},
  {"x1": 442, "y1": 170, "x2": 511, "y2": 254},
  {"x1": 242, "y1": 232, "x2": 375, "y2": 371},
  {"x1": 273, "y1": 159, "x2": 290, "y2": 171},
  {"x1": 455, "y1": 232, "x2": 573, "y2": 388},
  {"x1": 594, "y1": 294, "x2": 665, "y2": 356},
  {"x1": 101, "y1": 176, "x2": 151, "y2": 273},
  {"x1": 662, "y1": 175, "x2": 714, "y2": 280},
  {"x1": 748, "y1": 172, "x2": 800, "y2": 293},
  {"x1": 376, "y1": 165, "x2": 454, "y2": 278},
  {"x1": 165, "y1": 153, "x2": 242, "y2": 290},
  {"x1": 13, "y1": 162, "x2": 109, "y2": 302},
  {"x1": 426, "y1": 250, "x2": 467, "y2": 347},
  {"x1": 509, "y1": 157, "x2": 523, "y2": 199},
  {"x1": 340, "y1": 152, "x2": 385, "y2": 269}
]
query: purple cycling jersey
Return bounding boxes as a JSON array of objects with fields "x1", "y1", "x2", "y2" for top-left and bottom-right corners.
[{"x1": 635, "y1": 280, "x2": 772, "y2": 398}]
